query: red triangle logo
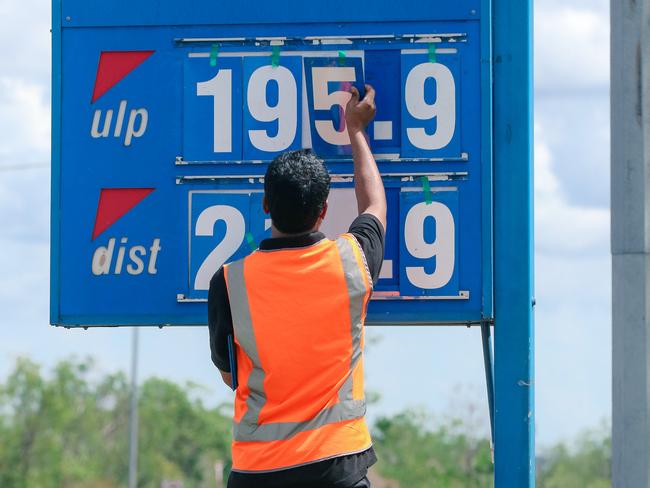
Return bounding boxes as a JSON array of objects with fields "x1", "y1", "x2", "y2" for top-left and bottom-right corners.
[
  {"x1": 91, "y1": 51, "x2": 155, "y2": 103},
  {"x1": 92, "y1": 188, "x2": 155, "y2": 240}
]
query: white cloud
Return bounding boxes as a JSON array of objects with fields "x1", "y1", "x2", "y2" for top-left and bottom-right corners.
[
  {"x1": 0, "y1": 0, "x2": 51, "y2": 86},
  {"x1": 534, "y1": 124, "x2": 610, "y2": 256},
  {"x1": 0, "y1": 77, "x2": 51, "y2": 241},
  {"x1": 535, "y1": 94, "x2": 610, "y2": 209},
  {"x1": 533, "y1": 115, "x2": 611, "y2": 445},
  {"x1": 0, "y1": 77, "x2": 51, "y2": 159},
  {"x1": 535, "y1": 4, "x2": 609, "y2": 93}
]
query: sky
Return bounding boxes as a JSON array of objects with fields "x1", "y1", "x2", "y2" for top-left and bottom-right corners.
[{"x1": 0, "y1": 0, "x2": 611, "y2": 447}]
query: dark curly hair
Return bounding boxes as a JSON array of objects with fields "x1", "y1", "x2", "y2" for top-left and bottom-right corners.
[{"x1": 264, "y1": 149, "x2": 331, "y2": 234}]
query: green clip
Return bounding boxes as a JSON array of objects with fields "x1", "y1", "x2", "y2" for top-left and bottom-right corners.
[
  {"x1": 245, "y1": 232, "x2": 257, "y2": 251},
  {"x1": 209, "y1": 44, "x2": 219, "y2": 67},
  {"x1": 420, "y1": 176, "x2": 433, "y2": 205},
  {"x1": 428, "y1": 43, "x2": 437, "y2": 63},
  {"x1": 338, "y1": 50, "x2": 346, "y2": 66},
  {"x1": 271, "y1": 46, "x2": 281, "y2": 68}
]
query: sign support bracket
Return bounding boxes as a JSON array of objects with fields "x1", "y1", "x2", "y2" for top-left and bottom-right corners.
[{"x1": 480, "y1": 319, "x2": 496, "y2": 452}]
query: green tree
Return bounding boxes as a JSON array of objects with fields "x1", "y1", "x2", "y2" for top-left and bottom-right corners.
[
  {"x1": 0, "y1": 357, "x2": 128, "y2": 487},
  {"x1": 137, "y1": 378, "x2": 231, "y2": 488},
  {"x1": 0, "y1": 357, "x2": 232, "y2": 488},
  {"x1": 538, "y1": 424, "x2": 611, "y2": 488},
  {"x1": 372, "y1": 409, "x2": 494, "y2": 488},
  {"x1": 0, "y1": 356, "x2": 614, "y2": 488}
]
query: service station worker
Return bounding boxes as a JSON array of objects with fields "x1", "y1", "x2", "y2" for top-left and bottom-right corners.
[{"x1": 208, "y1": 85, "x2": 386, "y2": 488}]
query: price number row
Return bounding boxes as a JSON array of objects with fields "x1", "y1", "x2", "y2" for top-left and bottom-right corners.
[
  {"x1": 183, "y1": 52, "x2": 462, "y2": 161},
  {"x1": 188, "y1": 189, "x2": 460, "y2": 299}
]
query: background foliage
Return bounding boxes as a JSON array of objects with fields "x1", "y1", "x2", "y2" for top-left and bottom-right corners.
[{"x1": 0, "y1": 358, "x2": 610, "y2": 487}]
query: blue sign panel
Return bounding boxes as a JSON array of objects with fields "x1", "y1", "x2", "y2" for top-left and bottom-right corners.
[
  {"x1": 51, "y1": 0, "x2": 491, "y2": 327},
  {"x1": 365, "y1": 50, "x2": 402, "y2": 155}
]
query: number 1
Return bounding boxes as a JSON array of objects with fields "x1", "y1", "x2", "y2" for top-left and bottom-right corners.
[{"x1": 197, "y1": 69, "x2": 233, "y2": 153}]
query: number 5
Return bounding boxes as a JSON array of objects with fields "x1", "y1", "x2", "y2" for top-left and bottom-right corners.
[{"x1": 311, "y1": 66, "x2": 357, "y2": 145}]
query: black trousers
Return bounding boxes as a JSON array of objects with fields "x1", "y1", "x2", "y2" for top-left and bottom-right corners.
[
  {"x1": 351, "y1": 476, "x2": 372, "y2": 487},
  {"x1": 227, "y1": 474, "x2": 371, "y2": 488}
]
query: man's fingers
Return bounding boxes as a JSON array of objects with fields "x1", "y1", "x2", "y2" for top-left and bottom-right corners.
[
  {"x1": 364, "y1": 84, "x2": 376, "y2": 104},
  {"x1": 349, "y1": 86, "x2": 360, "y2": 103}
]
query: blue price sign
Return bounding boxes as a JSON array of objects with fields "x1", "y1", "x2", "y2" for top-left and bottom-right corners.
[{"x1": 52, "y1": 0, "x2": 492, "y2": 326}]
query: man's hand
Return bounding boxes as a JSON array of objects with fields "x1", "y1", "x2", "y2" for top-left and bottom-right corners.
[
  {"x1": 345, "y1": 85, "x2": 376, "y2": 134},
  {"x1": 345, "y1": 84, "x2": 386, "y2": 230},
  {"x1": 220, "y1": 370, "x2": 233, "y2": 389}
]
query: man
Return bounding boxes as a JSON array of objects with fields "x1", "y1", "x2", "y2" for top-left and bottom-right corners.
[{"x1": 208, "y1": 84, "x2": 386, "y2": 488}]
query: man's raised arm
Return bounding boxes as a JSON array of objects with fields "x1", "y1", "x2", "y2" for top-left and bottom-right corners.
[{"x1": 345, "y1": 85, "x2": 387, "y2": 230}]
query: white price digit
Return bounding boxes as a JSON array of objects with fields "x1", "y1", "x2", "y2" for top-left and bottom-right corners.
[
  {"x1": 404, "y1": 201, "x2": 455, "y2": 289},
  {"x1": 311, "y1": 66, "x2": 356, "y2": 145},
  {"x1": 197, "y1": 69, "x2": 233, "y2": 153},
  {"x1": 404, "y1": 62, "x2": 456, "y2": 150},
  {"x1": 194, "y1": 205, "x2": 245, "y2": 291},
  {"x1": 247, "y1": 65, "x2": 298, "y2": 152}
]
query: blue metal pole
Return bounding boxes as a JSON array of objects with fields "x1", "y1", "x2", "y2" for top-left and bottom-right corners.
[
  {"x1": 50, "y1": 0, "x2": 62, "y2": 325},
  {"x1": 492, "y1": 0, "x2": 535, "y2": 486}
]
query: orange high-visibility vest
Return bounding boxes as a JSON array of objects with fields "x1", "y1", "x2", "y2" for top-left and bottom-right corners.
[{"x1": 224, "y1": 233, "x2": 373, "y2": 473}]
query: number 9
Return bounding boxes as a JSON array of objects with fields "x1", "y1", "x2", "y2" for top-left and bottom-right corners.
[
  {"x1": 404, "y1": 62, "x2": 456, "y2": 150},
  {"x1": 404, "y1": 201, "x2": 455, "y2": 289},
  {"x1": 247, "y1": 65, "x2": 298, "y2": 152}
]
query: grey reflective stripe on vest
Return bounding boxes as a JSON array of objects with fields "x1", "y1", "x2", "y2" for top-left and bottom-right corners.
[
  {"x1": 335, "y1": 236, "x2": 369, "y2": 405},
  {"x1": 226, "y1": 259, "x2": 267, "y2": 433},
  {"x1": 226, "y1": 238, "x2": 369, "y2": 443}
]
